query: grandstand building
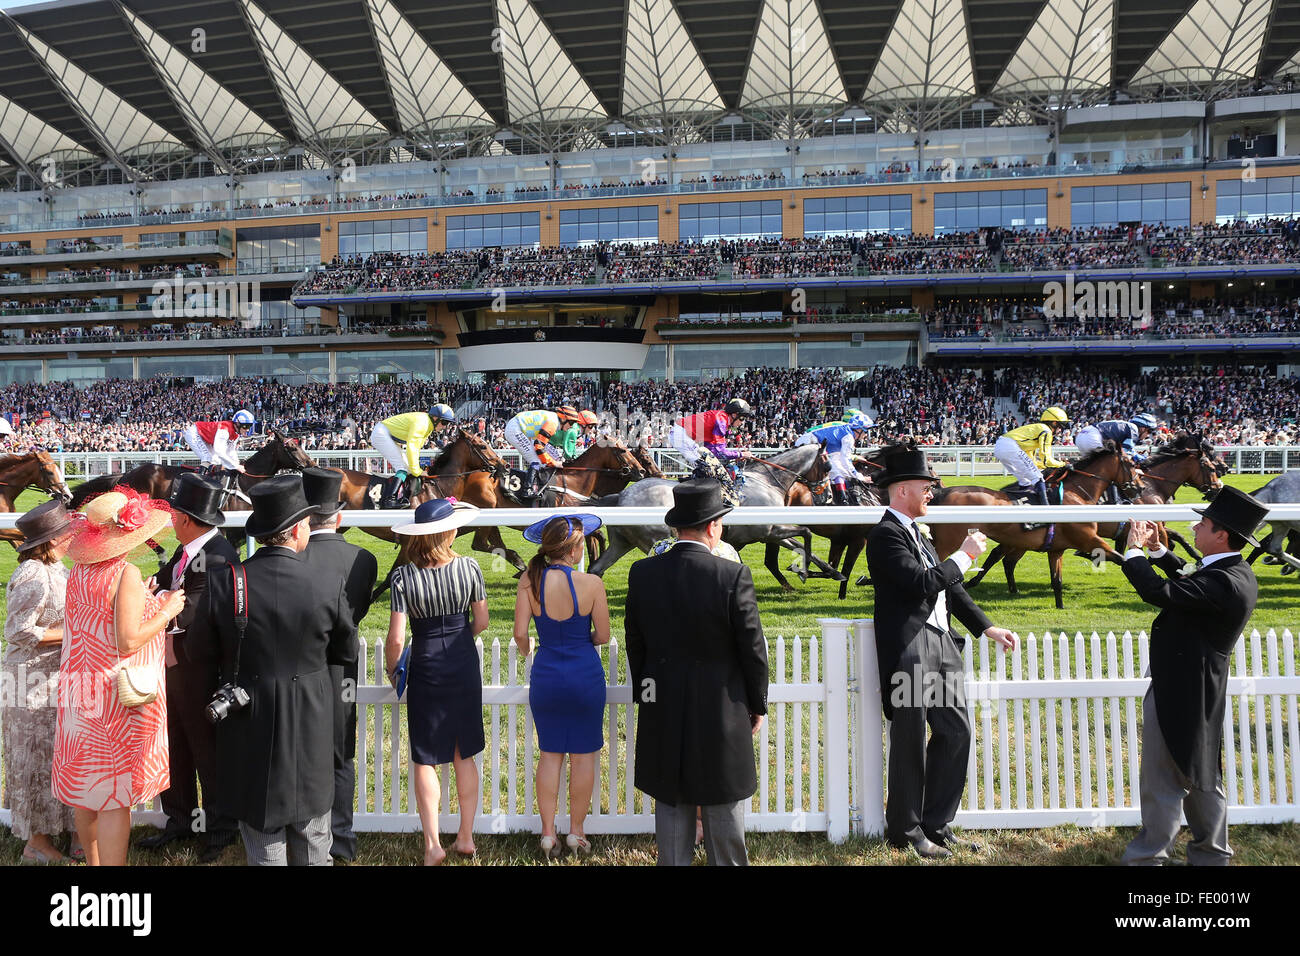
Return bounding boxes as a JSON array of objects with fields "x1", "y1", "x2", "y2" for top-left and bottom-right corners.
[{"x1": 0, "y1": 0, "x2": 1299, "y2": 385}]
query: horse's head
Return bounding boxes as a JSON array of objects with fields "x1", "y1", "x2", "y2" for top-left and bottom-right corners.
[
  {"x1": 588, "y1": 436, "x2": 648, "y2": 480},
  {"x1": 33, "y1": 450, "x2": 72, "y2": 504},
  {"x1": 1111, "y1": 447, "x2": 1143, "y2": 500},
  {"x1": 630, "y1": 440, "x2": 664, "y2": 478},
  {"x1": 452, "y1": 428, "x2": 509, "y2": 475}
]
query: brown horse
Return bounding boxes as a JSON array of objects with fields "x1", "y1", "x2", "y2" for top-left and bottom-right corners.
[
  {"x1": 924, "y1": 447, "x2": 1141, "y2": 609},
  {"x1": 0, "y1": 450, "x2": 74, "y2": 548},
  {"x1": 969, "y1": 433, "x2": 1228, "y2": 591},
  {"x1": 535, "y1": 439, "x2": 650, "y2": 564}
]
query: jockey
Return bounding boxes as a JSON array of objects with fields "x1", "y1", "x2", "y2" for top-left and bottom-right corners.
[
  {"x1": 1075, "y1": 412, "x2": 1160, "y2": 504},
  {"x1": 505, "y1": 406, "x2": 583, "y2": 497},
  {"x1": 669, "y1": 398, "x2": 752, "y2": 479},
  {"x1": 370, "y1": 404, "x2": 457, "y2": 508},
  {"x1": 796, "y1": 410, "x2": 876, "y2": 505},
  {"x1": 184, "y1": 410, "x2": 254, "y2": 477},
  {"x1": 994, "y1": 407, "x2": 1070, "y2": 507},
  {"x1": 548, "y1": 408, "x2": 599, "y2": 465}
]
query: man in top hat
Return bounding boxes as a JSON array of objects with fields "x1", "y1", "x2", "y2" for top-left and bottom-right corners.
[
  {"x1": 207, "y1": 474, "x2": 356, "y2": 866},
  {"x1": 1119, "y1": 486, "x2": 1266, "y2": 865},
  {"x1": 136, "y1": 473, "x2": 240, "y2": 862},
  {"x1": 300, "y1": 467, "x2": 377, "y2": 863},
  {"x1": 865, "y1": 447, "x2": 1017, "y2": 859},
  {"x1": 625, "y1": 479, "x2": 768, "y2": 866}
]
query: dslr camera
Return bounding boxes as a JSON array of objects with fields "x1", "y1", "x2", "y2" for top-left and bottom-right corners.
[{"x1": 205, "y1": 682, "x2": 250, "y2": 724}]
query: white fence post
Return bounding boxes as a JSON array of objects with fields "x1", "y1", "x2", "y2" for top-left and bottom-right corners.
[
  {"x1": 852, "y1": 619, "x2": 885, "y2": 838},
  {"x1": 820, "y1": 618, "x2": 851, "y2": 843}
]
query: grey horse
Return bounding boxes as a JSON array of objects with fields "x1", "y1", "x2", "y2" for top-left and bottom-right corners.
[
  {"x1": 588, "y1": 442, "x2": 844, "y2": 590},
  {"x1": 1244, "y1": 471, "x2": 1300, "y2": 573}
]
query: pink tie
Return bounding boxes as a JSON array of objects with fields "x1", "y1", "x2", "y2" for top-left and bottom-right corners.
[{"x1": 175, "y1": 549, "x2": 189, "y2": 582}]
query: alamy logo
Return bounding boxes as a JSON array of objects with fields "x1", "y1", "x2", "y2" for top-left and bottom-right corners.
[
  {"x1": 49, "y1": 887, "x2": 152, "y2": 936},
  {"x1": 1042, "y1": 272, "x2": 1151, "y2": 321},
  {"x1": 151, "y1": 277, "x2": 260, "y2": 320}
]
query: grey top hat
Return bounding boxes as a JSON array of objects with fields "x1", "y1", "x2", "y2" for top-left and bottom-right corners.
[
  {"x1": 246, "y1": 474, "x2": 319, "y2": 538},
  {"x1": 16, "y1": 499, "x2": 74, "y2": 553}
]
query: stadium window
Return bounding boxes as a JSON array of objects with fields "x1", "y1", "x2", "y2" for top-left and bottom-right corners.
[
  {"x1": 447, "y1": 211, "x2": 540, "y2": 249},
  {"x1": 559, "y1": 205, "x2": 658, "y2": 246},
  {"x1": 804, "y1": 195, "x2": 910, "y2": 237},
  {"x1": 678, "y1": 200, "x2": 780, "y2": 240},
  {"x1": 1073, "y1": 181, "x2": 1189, "y2": 227}
]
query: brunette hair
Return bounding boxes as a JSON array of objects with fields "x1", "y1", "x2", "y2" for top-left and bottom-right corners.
[
  {"x1": 21, "y1": 540, "x2": 60, "y2": 565},
  {"x1": 401, "y1": 529, "x2": 458, "y2": 568},
  {"x1": 525, "y1": 517, "x2": 585, "y2": 598}
]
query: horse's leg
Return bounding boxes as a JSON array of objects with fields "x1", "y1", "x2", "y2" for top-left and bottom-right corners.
[
  {"x1": 965, "y1": 544, "x2": 1005, "y2": 589},
  {"x1": 589, "y1": 528, "x2": 634, "y2": 577},
  {"x1": 838, "y1": 536, "x2": 865, "y2": 600},
  {"x1": 474, "y1": 527, "x2": 525, "y2": 574},
  {"x1": 764, "y1": 540, "x2": 795, "y2": 591},
  {"x1": 1004, "y1": 548, "x2": 1024, "y2": 596},
  {"x1": 1049, "y1": 550, "x2": 1065, "y2": 611},
  {"x1": 773, "y1": 530, "x2": 842, "y2": 581},
  {"x1": 1244, "y1": 531, "x2": 1272, "y2": 565}
]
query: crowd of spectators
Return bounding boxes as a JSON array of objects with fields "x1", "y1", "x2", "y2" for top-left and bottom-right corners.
[{"x1": 3, "y1": 364, "x2": 1298, "y2": 454}]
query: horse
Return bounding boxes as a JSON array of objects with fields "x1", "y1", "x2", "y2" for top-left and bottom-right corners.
[
  {"x1": 0, "y1": 450, "x2": 74, "y2": 549},
  {"x1": 920, "y1": 447, "x2": 1142, "y2": 610},
  {"x1": 531, "y1": 438, "x2": 650, "y2": 564},
  {"x1": 967, "y1": 433, "x2": 1228, "y2": 591},
  {"x1": 588, "y1": 442, "x2": 843, "y2": 591},
  {"x1": 68, "y1": 430, "x2": 316, "y2": 556},
  {"x1": 1242, "y1": 470, "x2": 1300, "y2": 574}
]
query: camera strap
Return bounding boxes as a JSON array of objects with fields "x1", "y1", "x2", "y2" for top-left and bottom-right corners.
[{"x1": 230, "y1": 564, "x2": 249, "y2": 681}]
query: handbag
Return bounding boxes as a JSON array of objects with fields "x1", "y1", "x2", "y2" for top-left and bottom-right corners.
[
  {"x1": 393, "y1": 644, "x2": 412, "y2": 699},
  {"x1": 115, "y1": 663, "x2": 160, "y2": 708}
]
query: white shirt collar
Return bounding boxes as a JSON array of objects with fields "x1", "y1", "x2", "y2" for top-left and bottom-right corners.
[
  {"x1": 183, "y1": 526, "x2": 219, "y2": 561},
  {"x1": 1200, "y1": 551, "x2": 1240, "y2": 568},
  {"x1": 674, "y1": 538, "x2": 713, "y2": 551},
  {"x1": 886, "y1": 507, "x2": 917, "y2": 530},
  {"x1": 309, "y1": 528, "x2": 337, "y2": 537}
]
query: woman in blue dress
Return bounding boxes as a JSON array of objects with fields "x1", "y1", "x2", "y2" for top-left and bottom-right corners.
[
  {"x1": 513, "y1": 513, "x2": 611, "y2": 858},
  {"x1": 386, "y1": 498, "x2": 488, "y2": 866}
]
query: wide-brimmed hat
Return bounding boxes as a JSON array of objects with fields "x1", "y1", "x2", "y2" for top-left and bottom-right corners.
[
  {"x1": 170, "y1": 473, "x2": 226, "y2": 527},
  {"x1": 69, "y1": 488, "x2": 172, "y2": 564},
  {"x1": 392, "y1": 497, "x2": 479, "y2": 535},
  {"x1": 16, "y1": 499, "x2": 76, "y2": 552},
  {"x1": 874, "y1": 448, "x2": 940, "y2": 488},
  {"x1": 1193, "y1": 485, "x2": 1270, "y2": 547},
  {"x1": 246, "y1": 474, "x2": 318, "y2": 538},
  {"x1": 664, "y1": 479, "x2": 733, "y2": 528},
  {"x1": 301, "y1": 467, "x2": 344, "y2": 517},
  {"x1": 523, "y1": 512, "x2": 603, "y2": 545}
]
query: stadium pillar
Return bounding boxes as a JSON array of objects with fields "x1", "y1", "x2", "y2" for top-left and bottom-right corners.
[
  {"x1": 658, "y1": 201, "x2": 677, "y2": 241},
  {"x1": 912, "y1": 288, "x2": 934, "y2": 312},
  {"x1": 132, "y1": 356, "x2": 139, "y2": 380},
  {"x1": 1278, "y1": 117, "x2": 1287, "y2": 156},
  {"x1": 1189, "y1": 280, "x2": 1215, "y2": 299}
]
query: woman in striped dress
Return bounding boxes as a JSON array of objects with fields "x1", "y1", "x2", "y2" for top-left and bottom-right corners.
[{"x1": 386, "y1": 498, "x2": 488, "y2": 866}]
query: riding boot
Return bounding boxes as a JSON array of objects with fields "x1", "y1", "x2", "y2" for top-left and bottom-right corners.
[
  {"x1": 1022, "y1": 479, "x2": 1050, "y2": 531},
  {"x1": 844, "y1": 484, "x2": 862, "y2": 506},
  {"x1": 525, "y1": 465, "x2": 542, "y2": 499},
  {"x1": 831, "y1": 483, "x2": 847, "y2": 506},
  {"x1": 380, "y1": 473, "x2": 407, "y2": 509}
]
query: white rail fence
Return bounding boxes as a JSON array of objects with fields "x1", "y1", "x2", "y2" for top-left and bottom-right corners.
[{"x1": 41, "y1": 443, "x2": 1300, "y2": 481}]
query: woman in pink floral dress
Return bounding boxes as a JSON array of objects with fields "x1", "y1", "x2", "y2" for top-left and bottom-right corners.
[{"x1": 53, "y1": 489, "x2": 185, "y2": 867}]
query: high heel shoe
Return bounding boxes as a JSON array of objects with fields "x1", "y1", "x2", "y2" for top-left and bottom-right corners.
[
  {"x1": 565, "y1": 833, "x2": 591, "y2": 857},
  {"x1": 539, "y1": 835, "x2": 561, "y2": 860}
]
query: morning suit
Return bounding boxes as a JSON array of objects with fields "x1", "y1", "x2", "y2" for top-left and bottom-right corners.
[
  {"x1": 208, "y1": 545, "x2": 354, "y2": 865},
  {"x1": 625, "y1": 541, "x2": 768, "y2": 865},
  {"x1": 156, "y1": 528, "x2": 240, "y2": 846},
  {"x1": 303, "y1": 529, "x2": 377, "y2": 861},
  {"x1": 1121, "y1": 549, "x2": 1258, "y2": 865},
  {"x1": 865, "y1": 509, "x2": 992, "y2": 847}
]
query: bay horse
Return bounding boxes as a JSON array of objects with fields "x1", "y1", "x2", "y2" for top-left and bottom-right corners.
[
  {"x1": 534, "y1": 439, "x2": 650, "y2": 564},
  {"x1": 967, "y1": 434, "x2": 1228, "y2": 592},
  {"x1": 589, "y1": 443, "x2": 842, "y2": 591},
  {"x1": 0, "y1": 450, "x2": 74, "y2": 549},
  {"x1": 923, "y1": 447, "x2": 1141, "y2": 609}
]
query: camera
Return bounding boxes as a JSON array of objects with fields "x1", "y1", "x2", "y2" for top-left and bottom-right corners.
[{"x1": 205, "y1": 683, "x2": 250, "y2": 724}]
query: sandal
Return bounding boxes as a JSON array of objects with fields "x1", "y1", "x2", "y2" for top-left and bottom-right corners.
[
  {"x1": 21, "y1": 845, "x2": 65, "y2": 866},
  {"x1": 565, "y1": 833, "x2": 591, "y2": 856},
  {"x1": 69, "y1": 844, "x2": 85, "y2": 863},
  {"x1": 539, "y1": 834, "x2": 561, "y2": 860}
]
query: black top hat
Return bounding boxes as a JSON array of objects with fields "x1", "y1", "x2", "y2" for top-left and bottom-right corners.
[
  {"x1": 16, "y1": 499, "x2": 74, "y2": 553},
  {"x1": 170, "y1": 473, "x2": 226, "y2": 527},
  {"x1": 1193, "y1": 485, "x2": 1270, "y2": 547},
  {"x1": 664, "y1": 479, "x2": 733, "y2": 529},
  {"x1": 874, "y1": 447, "x2": 940, "y2": 488},
  {"x1": 246, "y1": 474, "x2": 319, "y2": 539},
  {"x1": 301, "y1": 467, "x2": 344, "y2": 517}
]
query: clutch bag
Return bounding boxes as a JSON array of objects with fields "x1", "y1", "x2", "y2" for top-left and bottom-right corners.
[
  {"x1": 116, "y1": 664, "x2": 160, "y2": 708},
  {"x1": 393, "y1": 645, "x2": 412, "y2": 699}
]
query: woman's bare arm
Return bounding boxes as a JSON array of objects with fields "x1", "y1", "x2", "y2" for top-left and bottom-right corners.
[{"x1": 114, "y1": 563, "x2": 183, "y2": 655}]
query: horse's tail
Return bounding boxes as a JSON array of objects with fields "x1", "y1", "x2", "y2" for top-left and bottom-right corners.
[{"x1": 69, "y1": 473, "x2": 123, "y2": 510}]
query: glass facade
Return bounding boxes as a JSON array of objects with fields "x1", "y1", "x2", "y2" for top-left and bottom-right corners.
[
  {"x1": 47, "y1": 357, "x2": 135, "y2": 383},
  {"x1": 138, "y1": 230, "x2": 219, "y2": 248},
  {"x1": 672, "y1": 341, "x2": 790, "y2": 379},
  {"x1": 678, "y1": 200, "x2": 782, "y2": 240},
  {"x1": 138, "y1": 355, "x2": 228, "y2": 379},
  {"x1": 336, "y1": 348, "x2": 438, "y2": 382},
  {"x1": 338, "y1": 217, "x2": 428, "y2": 256},
  {"x1": 232, "y1": 351, "x2": 330, "y2": 383},
  {"x1": 1216, "y1": 175, "x2": 1300, "y2": 223},
  {"x1": 796, "y1": 338, "x2": 915, "y2": 368},
  {"x1": 932, "y1": 189, "x2": 1048, "y2": 234},
  {"x1": 559, "y1": 206, "x2": 658, "y2": 245},
  {"x1": 804, "y1": 195, "x2": 911, "y2": 236},
  {"x1": 235, "y1": 223, "x2": 321, "y2": 273},
  {"x1": 446, "y1": 212, "x2": 541, "y2": 249},
  {"x1": 0, "y1": 360, "x2": 44, "y2": 384},
  {"x1": 1072, "y1": 182, "x2": 1191, "y2": 227}
]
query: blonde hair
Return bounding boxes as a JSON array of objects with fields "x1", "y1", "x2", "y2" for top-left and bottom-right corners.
[
  {"x1": 525, "y1": 517, "x2": 585, "y2": 598},
  {"x1": 401, "y1": 529, "x2": 458, "y2": 568}
]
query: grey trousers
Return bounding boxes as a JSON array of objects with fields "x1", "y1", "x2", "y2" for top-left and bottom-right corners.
[
  {"x1": 886, "y1": 626, "x2": 971, "y2": 847},
  {"x1": 1121, "y1": 689, "x2": 1232, "y2": 866},
  {"x1": 655, "y1": 800, "x2": 748, "y2": 866},
  {"x1": 239, "y1": 812, "x2": 333, "y2": 866}
]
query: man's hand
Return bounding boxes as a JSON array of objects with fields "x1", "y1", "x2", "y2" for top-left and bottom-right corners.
[
  {"x1": 983, "y1": 626, "x2": 1017, "y2": 652},
  {"x1": 960, "y1": 530, "x2": 988, "y2": 559},
  {"x1": 750, "y1": 713, "x2": 765, "y2": 736},
  {"x1": 1126, "y1": 519, "x2": 1157, "y2": 551}
]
